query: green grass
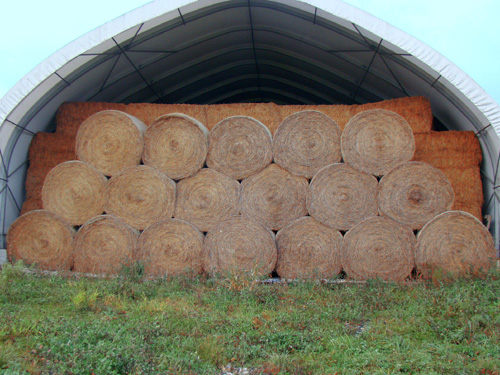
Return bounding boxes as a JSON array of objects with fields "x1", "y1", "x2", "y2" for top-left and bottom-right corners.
[{"x1": 0, "y1": 262, "x2": 499, "y2": 374}]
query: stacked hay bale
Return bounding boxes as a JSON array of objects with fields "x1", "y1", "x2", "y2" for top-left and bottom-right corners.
[{"x1": 7, "y1": 97, "x2": 495, "y2": 280}]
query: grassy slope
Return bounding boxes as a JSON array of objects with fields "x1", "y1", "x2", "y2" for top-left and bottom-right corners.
[{"x1": 0, "y1": 263, "x2": 499, "y2": 374}]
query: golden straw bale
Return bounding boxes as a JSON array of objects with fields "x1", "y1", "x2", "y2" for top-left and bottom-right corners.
[
  {"x1": 207, "y1": 116, "x2": 273, "y2": 180},
  {"x1": 143, "y1": 113, "x2": 209, "y2": 180},
  {"x1": 451, "y1": 202, "x2": 483, "y2": 222},
  {"x1": 441, "y1": 167, "x2": 484, "y2": 206},
  {"x1": 137, "y1": 218, "x2": 204, "y2": 277},
  {"x1": 273, "y1": 110, "x2": 342, "y2": 178},
  {"x1": 205, "y1": 103, "x2": 281, "y2": 133},
  {"x1": 416, "y1": 211, "x2": 496, "y2": 279},
  {"x1": 241, "y1": 164, "x2": 309, "y2": 231},
  {"x1": 7, "y1": 209, "x2": 75, "y2": 271},
  {"x1": 76, "y1": 110, "x2": 147, "y2": 176},
  {"x1": 378, "y1": 162, "x2": 455, "y2": 230},
  {"x1": 341, "y1": 109, "x2": 415, "y2": 176},
  {"x1": 73, "y1": 215, "x2": 139, "y2": 275},
  {"x1": 28, "y1": 132, "x2": 75, "y2": 162},
  {"x1": 20, "y1": 197, "x2": 43, "y2": 215},
  {"x1": 41, "y1": 161, "x2": 107, "y2": 226},
  {"x1": 342, "y1": 216, "x2": 416, "y2": 281},
  {"x1": 174, "y1": 168, "x2": 240, "y2": 232},
  {"x1": 105, "y1": 165, "x2": 176, "y2": 230},
  {"x1": 307, "y1": 163, "x2": 378, "y2": 231},
  {"x1": 203, "y1": 216, "x2": 277, "y2": 276},
  {"x1": 276, "y1": 216, "x2": 343, "y2": 279}
]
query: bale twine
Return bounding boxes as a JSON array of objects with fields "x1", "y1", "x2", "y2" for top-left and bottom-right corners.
[
  {"x1": 174, "y1": 168, "x2": 240, "y2": 232},
  {"x1": 203, "y1": 216, "x2": 277, "y2": 276},
  {"x1": 342, "y1": 216, "x2": 416, "y2": 281},
  {"x1": 341, "y1": 109, "x2": 415, "y2": 176},
  {"x1": 206, "y1": 116, "x2": 273, "y2": 180},
  {"x1": 415, "y1": 211, "x2": 496, "y2": 279},
  {"x1": 306, "y1": 163, "x2": 378, "y2": 231},
  {"x1": 6, "y1": 210, "x2": 75, "y2": 271},
  {"x1": 41, "y1": 161, "x2": 107, "y2": 226},
  {"x1": 76, "y1": 110, "x2": 146, "y2": 176},
  {"x1": 143, "y1": 113, "x2": 209, "y2": 180},
  {"x1": 73, "y1": 215, "x2": 139, "y2": 275},
  {"x1": 241, "y1": 164, "x2": 309, "y2": 231},
  {"x1": 137, "y1": 218, "x2": 204, "y2": 277},
  {"x1": 105, "y1": 165, "x2": 176, "y2": 230},
  {"x1": 378, "y1": 162, "x2": 454, "y2": 230},
  {"x1": 273, "y1": 110, "x2": 342, "y2": 178},
  {"x1": 276, "y1": 216, "x2": 343, "y2": 279}
]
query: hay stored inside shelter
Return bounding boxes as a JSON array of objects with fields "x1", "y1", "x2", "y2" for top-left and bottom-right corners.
[
  {"x1": 240, "y1": 164, "x2": 309, "y2": 231},
  {"x1": 6, "y1": 210, "x2": 75, "y2": 271},
  {"x1": 276, "y1": 216, "x2": 343, "y2": 279},
  {"x1": 342, "y1": 216, "x2": 416, "y2": 281},
  {"x1": 73, "y1": 215, "x2": 139, "y2": 275}
]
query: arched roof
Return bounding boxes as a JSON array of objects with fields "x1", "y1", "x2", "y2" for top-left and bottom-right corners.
[{"x1": 1, "y1": 0, "x2": 500, "y2": 247}]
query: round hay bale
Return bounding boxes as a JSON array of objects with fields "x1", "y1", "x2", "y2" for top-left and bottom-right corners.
[
  {"x1": 105, "y1": 165, "x2": 176, "y2": 230},
  {"x1": 379, "y1": 162, "x2": 454, "y2": 230},
  {"x1": 42, "y1": 161, "x2": 107, "y2": 226},
  {"x1": 341, "y1": 109, "x2": 415, "y2": 176},
  {"x1": 416, "y1": 211, "x2": 496, "y2": 279},
  {"x1": 342, "y1": 216, "x2": 416, "y2": 281},
  {"x1": 273, "y1": 110, "x2": 342, "y2": 178},
  {"x1": 204, "y1": 216, "x2": 277, "y2": 276},
  {"x1": 174, "y1": 168, "x2": 240, "y2": 232},
  {"x1": 143, "y1": 113, "x2": 209, "y2": 180},
  {"x1": 306, "y1": 163, "x2": 378, "y2": 231},
  {"x1": 137, "y1": 218, "x2": 204, "y2": 277},
  {"x1": 76, "y1": 110, "x2": 146, "y2": 176},
  {"x1": 6, "y1": 210, "x2": 75, "y2": 271},
  {"x1": 73, "y1": 215, "x2": 139, "y2": 275},
  {"x1": 207, "y1": 116, "x2": 273, "y2": 180},
  {"x1": 241, "y1": 164, "x2": 309, "y2": 230},
  {"x1": 276, "y1": 216, "x2": 343, "y2": 279}
]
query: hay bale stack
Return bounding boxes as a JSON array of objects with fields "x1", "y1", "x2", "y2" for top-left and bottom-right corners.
[
  {"x1": 378, "y1": 162, "x2": 455, "y2": 230},
  {"x1": 273, "y1": 110, "x2": 342, "y2": 178},
  {"x1": 41, "y1": 161, "x2": 107, "y2": 226},
  {"x1": 105, "y1": 165, "x2": 176, "y2": 230},
  {"x1": 342, "y1": 216, "x2": 416, "y2": 281},
  {"x1": 441, "y1": 168, "x2": 484, "y2": 221},
  {"x1": 174, "y1": 168, "x2": 240, "y2": 232},
  {"x1": 73, "y1": 215, "x2": 139, "y2": 275},
  {"x1": 241, "y1": 164, "x2": 309, "y2": 231},
  {"x1": 207, "y1": 116, "x2": 273, "y2": 180},
  {"x1": 143, "y1": 113, "x2": 209, "y2": 180},
  {"x1": 307, "y1": 163, "x2": 378, "y2": 231},
  {"x1": 415, "y1": 211, "x2": 495, "y2": 279},
  {"x1": 137, "y1": 218, "x2": 204, "y2": 277},
  {"x1": 203, "y1": 216, "x2": 277, "y2": 276},
  {"x1": 76, "y1": 110, "x2": 147, "y2": 176},
  {"x1": 6, "y1": 210, "x2": 75, "y2": 271},
  {"x1": 276, "y1": 216, "x2": 343, "y2": 279},
  {"x1": 341, "y1": 109, "x2": 415, "y2": 176}
]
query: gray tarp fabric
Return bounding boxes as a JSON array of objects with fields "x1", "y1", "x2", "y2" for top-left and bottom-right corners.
[{"x1": 1, "y1": 0, "x2": 499, "y2": 250}]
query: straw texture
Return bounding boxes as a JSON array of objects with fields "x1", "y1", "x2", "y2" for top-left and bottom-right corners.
[
  {"x1": 73, "y1": 215, "x2": 139, "y2": 275},
  {"x1": 137, "y1": 218, "x2": 204, "y2": 277},
  {"x1": 41, "y1": 161, "x2": 107, "y2": 226},
  {"x1": 416, "y1": 211, "x2": 496, "y2": 279},
  {"x1": 241, "y1": 164, "x2": 309, "y2": 231},
  {"x1": 174, "y1": 168, "x2": 240, "y2": 232},
  {"x1": 143, "y1": 113, "x2": 209, "y2": 180},
  {"x1": 105, "y1": 165, "x2": 176, "y2": 230},
  {"x1": 273, "y1": 110, "x2": 342, "y2": 178},
  {"x1": 207, "y1": 116, "x2": 273, "y2": 180},
  {"x1": 307, "y1": 163, "x2": 378, "y2": 230},
  {"x1": 6, "y1": 210, "x2": 75, "y2": 271},
  {"x1": 342, "y1": 216, "x2": 416, "y2": 281},
  {"x1": 76, "y1": 110, "x2": 146, "y2": 176},
  {"x1": 341, "y1": 109, "x2": 415, "y2": 176},
  {"x1": 276, "y1": 216, "x2": 343, "y2": 279},
  {"x1": 378, "y1": 162, "x2": 455, "y2": 230},
  {"x1": 203, "y1": 216, "x2": 277, "y2": 276}
]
